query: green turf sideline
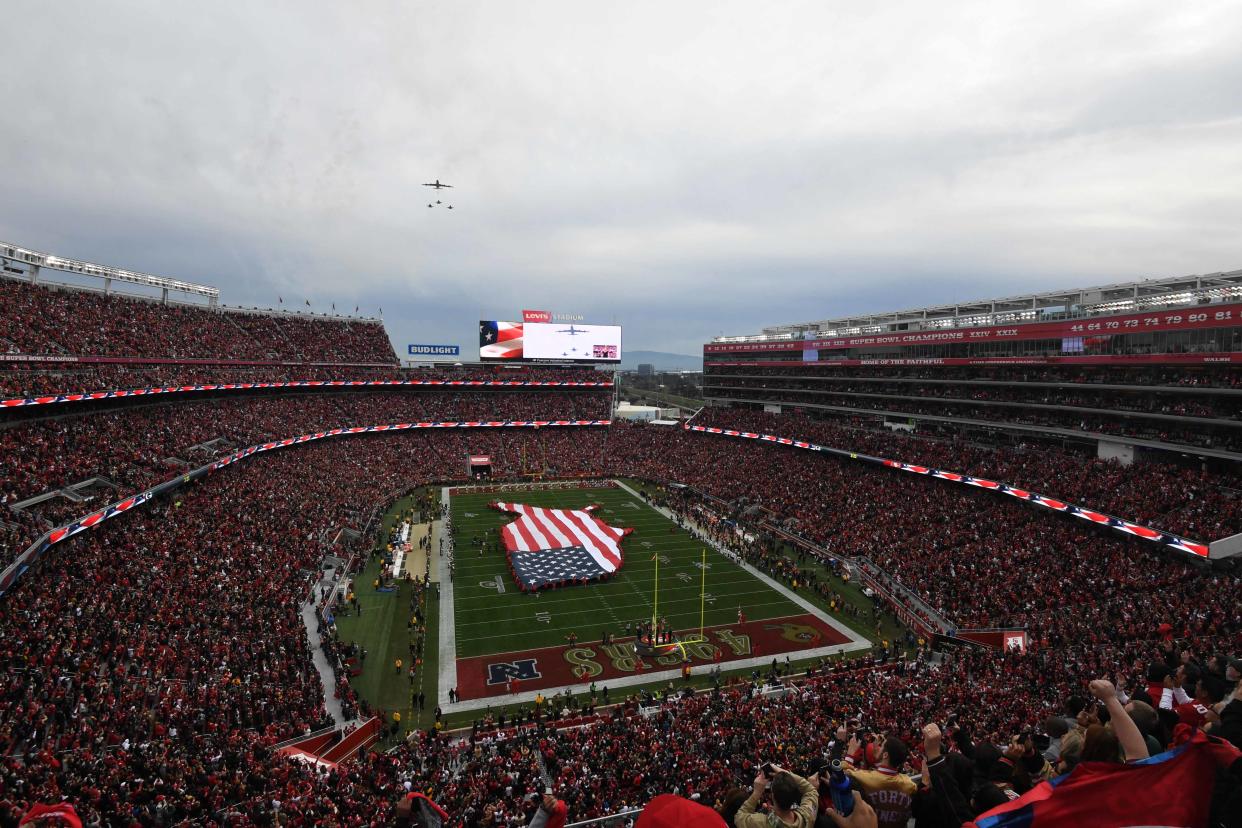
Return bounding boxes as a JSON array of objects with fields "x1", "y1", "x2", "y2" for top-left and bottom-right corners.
[{"x1": 333, "y1": 490, "x2": 443, "y2": 741}]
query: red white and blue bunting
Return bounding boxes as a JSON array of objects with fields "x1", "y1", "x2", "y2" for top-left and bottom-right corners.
[
  {"x1": 209, "y1": 421, "x2": 611, "y2": 471},
  {"x1": 0, "y1": 379, "x2": 613, "y2": 409}
]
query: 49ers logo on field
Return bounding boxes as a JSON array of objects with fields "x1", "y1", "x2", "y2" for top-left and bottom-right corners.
[{"x1": 764, "y1": 622, "x2": 823, "y2": 643}]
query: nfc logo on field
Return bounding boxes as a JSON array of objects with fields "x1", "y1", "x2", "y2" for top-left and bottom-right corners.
[{"x1": 486, "y1": 658, "x2": 542, "y2": 685}]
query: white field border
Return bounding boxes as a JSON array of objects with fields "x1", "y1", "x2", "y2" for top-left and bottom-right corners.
[{"x1": 437, "y1": 480, "x2": 871, "y2": 713}]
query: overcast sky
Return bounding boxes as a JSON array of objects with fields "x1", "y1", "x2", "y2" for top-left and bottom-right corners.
[{"x1": 3, "y1": 1, "x2": 1241, "y2": 357}]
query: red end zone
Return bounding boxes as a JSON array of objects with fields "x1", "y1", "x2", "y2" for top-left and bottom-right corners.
[{"x1": 456, "y1": 613, "x2": 851, "y2": 701}]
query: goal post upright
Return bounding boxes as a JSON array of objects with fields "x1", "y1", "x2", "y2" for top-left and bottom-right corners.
[
  {"x1": 652, "y1": 551, "x2": 659, "y2": 627},
  {"x1": 699, "y1": 547, "x2": 706, "y2": 641}
]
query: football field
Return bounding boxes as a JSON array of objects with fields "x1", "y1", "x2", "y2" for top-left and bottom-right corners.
[{"x1": 439, "y1": 480, "x2": 869, "y2": 709}]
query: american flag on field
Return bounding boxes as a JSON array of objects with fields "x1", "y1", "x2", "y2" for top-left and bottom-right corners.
[
  {"x1": 480, "y1": 321, "x2": 523, "y2": 359},
  {"x1": 491, "y1": 502, "x2": 632, "y2": 590}
]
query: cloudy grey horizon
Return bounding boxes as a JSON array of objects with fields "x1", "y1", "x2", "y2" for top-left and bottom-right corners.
[{"x1": 3, "y1": 0, "x2": 1241, "y2": 358}]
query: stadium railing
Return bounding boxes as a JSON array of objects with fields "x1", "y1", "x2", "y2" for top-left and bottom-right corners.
[
  {"x1": 565, "y1": 809, "x2": 643, "y2": 827},
  {"x1": 0, "y1": 377, "x2": 613, "y2": 410}
]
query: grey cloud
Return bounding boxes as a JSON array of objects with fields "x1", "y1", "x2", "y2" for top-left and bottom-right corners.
[{"x1": 2, "y1": 0, "x2": 1241, "y2": 358}]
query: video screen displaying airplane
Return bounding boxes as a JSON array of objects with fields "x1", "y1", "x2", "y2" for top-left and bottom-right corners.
[
  {"x1": 523, "y1": 322, "x2": 622, "y2": 362},
  {"x1": 479, "y1": 321, "x2": 623, "y2": 362}
]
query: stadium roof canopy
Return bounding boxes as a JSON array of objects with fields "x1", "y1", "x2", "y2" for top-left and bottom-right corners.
[
  {"x1": 713, "y1": 268, "x2": 1242, "y2": 343},
  {"x1": 2, "y1": 240, "x2": 220, "y2": 304}
]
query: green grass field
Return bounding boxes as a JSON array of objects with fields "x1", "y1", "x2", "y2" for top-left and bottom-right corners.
[
  {"x1": 449, "y1": 482, "x2": 804, "y2": 658},
  {"x1": 335, "y1": 480, "x2": 908, "y2": 735}
]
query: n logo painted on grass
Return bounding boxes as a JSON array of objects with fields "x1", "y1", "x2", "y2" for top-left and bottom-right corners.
[{"x1": 486, "y1": 658, "x2": 542, "y2": 685}]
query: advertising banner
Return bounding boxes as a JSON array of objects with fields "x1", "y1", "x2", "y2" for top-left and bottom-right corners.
[
  {"x1": 704, "y1": 303, "x2": 1242, "y2": 353},
  {"x1": 704, "y1": 352, "x2": 1242, "y2": 368},
  {"x1": 407, "y1": 344, "x2": 460, "y2": 356}
]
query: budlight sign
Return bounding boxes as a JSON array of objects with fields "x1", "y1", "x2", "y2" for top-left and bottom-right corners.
[{"x1": 408, "y1": 344, "x2": 460, "y2": 356}]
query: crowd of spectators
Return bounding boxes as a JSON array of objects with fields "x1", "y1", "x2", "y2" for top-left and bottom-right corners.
[
  {"x1": 0, "y1": 412, "x2": 1237, "y2": 824},
  {"x1": 703, "y1": 363, "x2": 1242, "y2": 454},
  {"x1": 0, "y1": 391, "x2": 1239, "y2": 824},
  {"x1": 0, "y1": 364, "x2": 609, "y2": 402},
  {"x1": 0, "y1": 427, "x2": 619, "y2": 826},
  {"x1": 685, "y1": 408, "x2": 1242, "y2": 541},
  {"x1": 4, "y1": 394, "x2": 1236, "y2": 604},
  {"x1": 704, "y1": 386, "x2": 1242, "y2": 452},
  {"x1": 706, "y1": 376, "x2": 1241, "y2": 420},
  {"x1": 0, "y1": 279, "x2": 396, "y2": 363},
  {"x1": 599, "y1": 422, "x2": 1238, "y2": 629},
  {"x1": 0, "y1": 389, "x2": 612, "y2": 569}
]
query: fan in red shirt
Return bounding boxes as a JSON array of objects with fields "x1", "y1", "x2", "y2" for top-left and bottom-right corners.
[{"x1": 530, "y1": 787, "x2": 568, "y2": 828}]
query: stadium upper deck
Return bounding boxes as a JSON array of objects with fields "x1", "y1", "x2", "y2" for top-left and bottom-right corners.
[
  {"x1": 705, "y1": 269, "x2": 1242, "y2": 366},
  {"x1": 703, "y1": 271, "x2": 1242, "y2": 463},
  {"x1": 0, "y1": 241, "x2": 398, "y2": 365}
]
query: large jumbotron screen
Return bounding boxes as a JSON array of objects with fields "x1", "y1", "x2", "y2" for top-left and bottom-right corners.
[{"x1": 479, "y1": 320, "x2": 622, "y2": 362}]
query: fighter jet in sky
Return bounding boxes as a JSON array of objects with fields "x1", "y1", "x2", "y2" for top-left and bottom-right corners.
[{"x1": 422, "y1": 180, "x2": 453, "y2": 189}]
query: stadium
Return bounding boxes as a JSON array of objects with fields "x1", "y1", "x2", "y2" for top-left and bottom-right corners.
[
  {"x1": 1, "y1": 243, "x2": 1239, "y2": 827},
  {"x1": 4, "y1": 5, "x2": 1242, "y2": 828}
]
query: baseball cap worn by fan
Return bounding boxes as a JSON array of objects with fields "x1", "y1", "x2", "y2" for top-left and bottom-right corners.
[{"x1": 636, "y1": 794, "x2": 727, "y2": 828}]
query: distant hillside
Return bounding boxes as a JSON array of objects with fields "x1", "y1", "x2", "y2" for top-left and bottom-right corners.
[{"x1": 620, "y1": 350, "x2": 703, "y2": 371}]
